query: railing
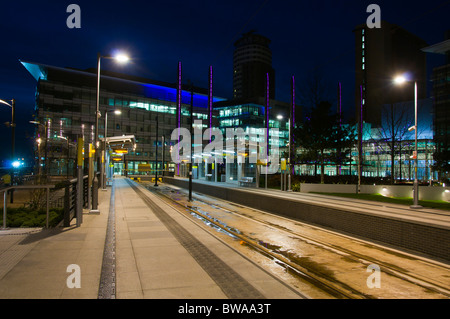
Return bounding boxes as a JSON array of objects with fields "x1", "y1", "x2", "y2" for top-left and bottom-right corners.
[
  {"x1": 61, "y1": 175, "x2": 91, "y2": 227},
  {"x1": 1, "y1": 185, "x2": 55, "y2": 229},
  {"x1": 1, "y1": 174, "x2": 93, "y2": 230}
]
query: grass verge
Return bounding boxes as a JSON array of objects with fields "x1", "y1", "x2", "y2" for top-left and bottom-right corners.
[{"x1": 311, "y1": 192, "x2": 450, "y2": 211}]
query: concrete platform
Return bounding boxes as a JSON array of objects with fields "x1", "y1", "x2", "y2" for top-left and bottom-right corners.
[{"x1": 0, "y1": 177, "x2": 305, "y2": 299}]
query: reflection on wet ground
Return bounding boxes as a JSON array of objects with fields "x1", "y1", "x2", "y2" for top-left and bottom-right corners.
[{"x1": 144, "y1": 183, "x2": 450, "y2": 299}]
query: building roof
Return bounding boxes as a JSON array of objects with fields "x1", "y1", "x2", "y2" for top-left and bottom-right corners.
[
  {"x1": 421, "y1": 39, "x2": 450, "y2": 54},
  {"x1": 20, "y1": 60, "x2": 227, "y2": 108}
]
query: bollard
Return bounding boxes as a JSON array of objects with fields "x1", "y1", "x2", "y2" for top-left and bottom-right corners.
[{"x1": 90, "y1": 174, "x2": 100, "y2": 213}]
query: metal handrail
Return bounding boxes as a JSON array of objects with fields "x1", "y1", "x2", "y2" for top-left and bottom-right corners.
[{"x1": 1, "y1": 185, "x2": 55, "y2": 229}]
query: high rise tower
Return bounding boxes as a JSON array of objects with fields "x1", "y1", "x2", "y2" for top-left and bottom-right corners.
[{"x1": 233, "y1": 31, "x2": 275, "y2": 101}]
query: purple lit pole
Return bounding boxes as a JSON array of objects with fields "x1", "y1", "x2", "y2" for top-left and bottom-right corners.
[
  {"x1": 208, "y1": 66, "x2": 213, "y2": 143},
  {"x1": 208, "y1": 66, "x2": 213, "y2": 181},
  {"x1": 176, "y1": 61, "x2": 182, "y2": 175},
  {"x1": 338, "y1": 82, "x2": 342, "y2": 176}
]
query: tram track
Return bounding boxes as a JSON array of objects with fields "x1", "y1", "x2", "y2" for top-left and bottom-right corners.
[
  {"x1": 146, "y1": 183, "x2": 450, "y2": 299},
  {"x1": 145, "y1": 184, "x2": 370, "y2": 299},
  {"x1": 201, "y1": 200, "x2": 450, "y2": 298}
]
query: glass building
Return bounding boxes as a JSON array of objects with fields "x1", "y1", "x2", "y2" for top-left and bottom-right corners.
[{"x1": 21, "y1": 60, "x2": 226, "y2": 179}]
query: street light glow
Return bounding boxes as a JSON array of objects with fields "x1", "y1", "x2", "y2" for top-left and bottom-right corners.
[
  {"x1": 394, "y1": 75, "x2": 407, "y2": 85},
  {"x1": 114, "y1": 110, "x2": 122, "y2": 115},
  {"x1": 0, "y1": 99, "x2": 12, "y2": 107},
  {"x1": 114, "y1": 53, "x2": 129, "y2": 63}
]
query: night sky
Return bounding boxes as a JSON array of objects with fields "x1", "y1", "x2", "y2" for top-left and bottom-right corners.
[{"x1": 0, "y1": 0, "x2": 449, "y2": 162}]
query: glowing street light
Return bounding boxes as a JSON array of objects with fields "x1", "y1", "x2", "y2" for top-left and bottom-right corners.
[
  {"x1": 2, "y1": 98, "x2": 15, "y2": 202},
  {"x1": 394, "y1": 74, "x2": 421, "y2": 209},
  {"x1": 95, "y1": 51, "x2": 130, "y2": 197},
  {"x1": 114, "y1": 54, "x2": 129, "y2": 63},
  {"x1": 393, "y1": 75, "x2": 407, "y2": 85}
]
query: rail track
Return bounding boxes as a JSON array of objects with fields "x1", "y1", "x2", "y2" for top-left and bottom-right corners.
[{"x1": 144, "y1": 183, "x2": 450, "y2": 299}]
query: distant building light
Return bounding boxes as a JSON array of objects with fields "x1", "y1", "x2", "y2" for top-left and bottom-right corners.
[{"x1": 12, "y1": 161, "x2": 21, "y2": 168}]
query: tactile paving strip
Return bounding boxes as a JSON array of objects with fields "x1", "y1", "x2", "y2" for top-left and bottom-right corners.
[
  {"x1": 98, "y1": 182, "x2": 116, "y2": 299},
  {"x1": 126, "y1": 179, "x2": 266, "y2": 299}
]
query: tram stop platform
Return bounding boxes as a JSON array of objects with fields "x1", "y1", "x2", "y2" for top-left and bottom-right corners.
[{"x1": 0, "y1": 176, "x2": 305, "y2": 299}]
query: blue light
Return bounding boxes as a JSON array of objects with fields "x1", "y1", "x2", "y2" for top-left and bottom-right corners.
[
  {"x1": 12, "y1": 161, "x2": 21, "y2": 168},
  {"x1": 142, "y1": 83, "x2": 225, "y2": 108}
]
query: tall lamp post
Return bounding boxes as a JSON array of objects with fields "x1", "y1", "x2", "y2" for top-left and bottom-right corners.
[
  {"x1": 95, "y1": 52, "x2": 129, "y2": 193},
  {"x1": 394, "y1": 75, "x2": 422, "y2": 209},
  {"x1": 102, "y1": 109, "x2": 121, "y2": 190},
  {"x1": 1, "y1": 99, "x2": 15, "y2": 202},
  {"x1": 30, "y1": 120, "x2": 49, "y2": 180},
  {"x1": 154, "y1": 115, "x2": 159, "y2": 187},
  {"x1": 277, "y1": 114, "x2": 291, "y2": 191}
]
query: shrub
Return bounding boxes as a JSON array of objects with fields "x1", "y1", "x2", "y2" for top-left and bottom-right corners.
[{"x1": 0, "y1": 207, "x2": 64, "y2": 228}]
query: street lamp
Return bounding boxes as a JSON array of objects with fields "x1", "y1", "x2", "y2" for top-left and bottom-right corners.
[
  {"x1": 394, "y1": 74, "x2": 422, "y2": 209},
  {"x1": 30, "y1": 120, "x2": 49, "y2": 181},
  {"x1": 102, "y1": 109, "x2": 121, "y2": 190},
  {"x1": 277, "y1": 114, "x2": 291, "y2": 191},
  {"x1": 2, "y1": 99, "x2": 15, "y2": 202},
  {"x1": 1, "y1": 98, "x2": 15, "y2": 164},
  {"x1": 95, "y1": 51, "x2": 129, "y2": 193}
]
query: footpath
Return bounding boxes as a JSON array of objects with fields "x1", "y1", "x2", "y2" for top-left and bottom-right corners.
[{"x1": 0, "y1": 177, "x2": 304, "y2": 299}]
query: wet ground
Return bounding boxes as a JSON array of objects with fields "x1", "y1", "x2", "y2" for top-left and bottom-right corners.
[{"x1": 143, "y1": 182, "x2": 450, "y2": 299}]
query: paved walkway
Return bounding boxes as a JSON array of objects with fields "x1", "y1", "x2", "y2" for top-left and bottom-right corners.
[{"x1": 0, "y1": 177, "x2": 304, "y2": 299}]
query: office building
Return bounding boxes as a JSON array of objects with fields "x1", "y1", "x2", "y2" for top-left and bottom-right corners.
[
  {"x1": 21, "y1": 60, "x2": 225, "y2": 178},
  {"x1": 422, "y1": 32, "x2": 450, "y2": 180},
  {"x1": 354, "y1": 21, "x2": 428, "y2": 127}
]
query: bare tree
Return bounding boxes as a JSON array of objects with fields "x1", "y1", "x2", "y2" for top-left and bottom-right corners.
[
  {"x1": 298, "y1": 66, "x2": 334, "y2": 111},
  {"x1": 371, "y1": 102, "x2": 415, "y2": 183}
]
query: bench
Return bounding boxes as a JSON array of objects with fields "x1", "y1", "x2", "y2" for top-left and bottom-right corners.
[{"x1": 239, "y1": 177, "x2": 255, "y2": 187}]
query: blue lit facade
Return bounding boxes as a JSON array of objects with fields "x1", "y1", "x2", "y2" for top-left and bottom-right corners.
[{"x1": 21, "y1": 60, "x2": 225, "y2": 177}]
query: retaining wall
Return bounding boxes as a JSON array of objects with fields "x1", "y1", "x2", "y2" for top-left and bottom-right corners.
[
  {"x1": 299, "y1": 183, "x2": 450, "y2": 202},
  {"x1": 163, "y1": 177, "x2": 450, "y2": 262}
]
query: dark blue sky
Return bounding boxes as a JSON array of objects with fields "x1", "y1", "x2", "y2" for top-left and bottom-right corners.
[{"x1": 0, "y1": 0, "x2": 449, "y2": 161}]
